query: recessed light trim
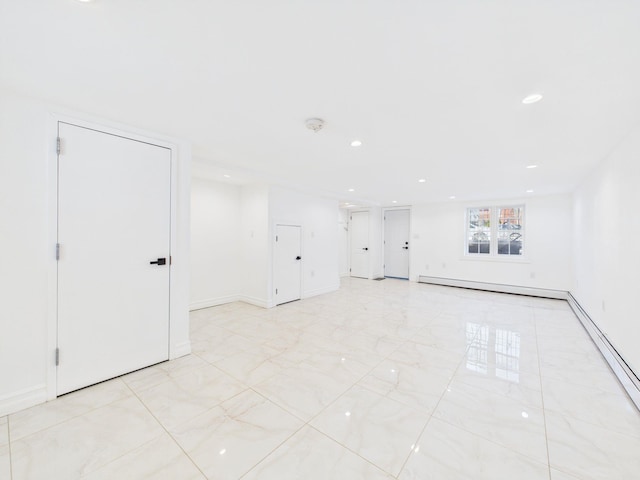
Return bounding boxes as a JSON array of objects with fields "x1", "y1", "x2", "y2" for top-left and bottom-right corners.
[
  {"x1": 350, "y1": 140, "x2": 362, "y2": 147},
  {"x1": 223, "y1": 174, "x2": 231, "y2": 178},
  {"x1": 348, "y1": 188, "x2": 355, "y2": 192},
  {"x1": 391, "y1": 200, "x2": 397, "y2": 204},
  {"x1": 418, "y1": 179, "x2": 426, "y2": 183},
  {"x1": 522, "y1": 94, "x2": 543, "y2": 104},
  {"x1": 526, "y1": 189, "x2": 534, "y2": 193},
  {"x1": 526, "y1": 165, "x2": 538, "y2": 169},
  {"x1": 449, "y1": 196, "x2": 456, "y2": 200}
]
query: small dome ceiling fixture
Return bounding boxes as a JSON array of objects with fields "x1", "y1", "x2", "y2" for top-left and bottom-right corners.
[
  {"x1": 522, "y1": 94, "x2": 543, "y2": 104},
  {"x1": 350, "y1": 140, "x2": 362, "y2": 147},
  {"x1": 305, "y1": 118, "x2": 325, "y2": 133}
]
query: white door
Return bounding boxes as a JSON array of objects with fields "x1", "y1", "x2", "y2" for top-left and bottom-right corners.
[
  {"x1": 274, "y1": 225, "x2": 302, "y2": 305},
  {"x1": 57, "y1": 122, "x2": 171, "y2": 395},
  {"x1": 350, "y1": 211, "x2": 369, "y2": 278},
  {"x1": 384, "y1": 209, "x2": 410, "y2": 279}
]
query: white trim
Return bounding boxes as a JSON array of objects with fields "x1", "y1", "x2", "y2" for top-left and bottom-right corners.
[
  {"x1": 0, "y1": 384, "x2": 47, "y2": 417},
  {"x1": 303, "y1": 283, "x2": 340, "y2": 299},
  {"x1": 189, "y1": 295, "x2": 241, "y2": 311},
  {"x1": 239, "y1": 295, "x2": 271, "y2": 309},
  {"x1": 417, "y1": 275, "x2": 568, "y2": 299},
  {"x1": 47, "y1": 112, "x2": 190, "y2": 400},
  {"x1": 567, "y1": 293, "x2": 640, "y2": 411},
  {"x1": 170, "y1": 341, "x2": 192, "y2": 360}
]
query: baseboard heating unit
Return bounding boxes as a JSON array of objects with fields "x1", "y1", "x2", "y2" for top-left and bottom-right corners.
[{"x1": 417, "y1": 275, "x2": 567, "y2": 299}]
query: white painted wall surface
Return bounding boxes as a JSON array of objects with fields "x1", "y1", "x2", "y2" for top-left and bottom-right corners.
[
  {"x1": 269, "y1": 187, "x2": 340, "y2": 302},
  {"x1": 409, "y1": 194, "x2": 573, "y2": 291},
  {"x1": 0, "y1": 89, "x2": 191, "y2": 416},
  {"x1": 0, "y1": 90, "x2": 49, "y2": 414},
  {"x1": 573, "y1": 125, "x2": 640, "y2": 374},
  {"x1": 240, "y1": 183, "x2": 270, "y2": 307},
  {"x1": 190, "y1": 176, "x2": 241, "y2": 309}
]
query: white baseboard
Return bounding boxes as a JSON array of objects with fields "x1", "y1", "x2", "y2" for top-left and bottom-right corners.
[
  {"x1": 189, "y1": 295, "x2": 241, "y2": 311},
  {"x1": 0, "y1": 384, "x2": 47, "y2": 417},
  {"x1": 339, "y1": 272, "x2": 350, "y2": 278},
  {"x1": 303, "y1": 284, "x2": 340, "y2": 299},
  {"x1": 417, "y1": 275, "x2": 568, "y2": 300},
  {"x1": 239, "y1": 295, "x2": 270, "y2": 309},
  {"x1": 170, "y1": 340, "x2": 192, "y2": 359},
  {"x1": 567, "y1": 293, "x2": 640, "y2": 411}
]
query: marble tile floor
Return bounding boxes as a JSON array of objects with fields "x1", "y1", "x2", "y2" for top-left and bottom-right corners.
[{"x1": 2, "y1": 277, "x2": 640, "y2": 479}]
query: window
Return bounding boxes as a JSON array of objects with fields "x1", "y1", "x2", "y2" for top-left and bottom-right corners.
[{"x1": 466, "y1": 206, "x2": 524, "y2": 256}]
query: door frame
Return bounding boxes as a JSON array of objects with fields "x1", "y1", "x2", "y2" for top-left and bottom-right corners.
[
  {"x1": 272, "y1": 223, "x2": 303, "y2": 306},
  {"x1": 46, "y1": 113, "x2": 190, "y2": 401},
  {"x1": 349, "y1": 209, "x2": 370, "y2": 279},
  {"x1": 382, "y1": 206, "x2": 412, "y2": 279}
]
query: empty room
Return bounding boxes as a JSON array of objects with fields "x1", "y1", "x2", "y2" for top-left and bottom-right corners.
[{"x1": 1, "y1": 1, "x2": 639, "y2": 479}]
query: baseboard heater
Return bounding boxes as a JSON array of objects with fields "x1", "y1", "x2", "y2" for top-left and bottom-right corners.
[
  {"x1": 417, "y1": 275, "x2": 567, "y2": 299},
  {"x1": 566, "y1": 293, "x2": 640, "y2": 410},
  {"x1": 416, "y1": 275, "x2": 640, "y2": 410}
]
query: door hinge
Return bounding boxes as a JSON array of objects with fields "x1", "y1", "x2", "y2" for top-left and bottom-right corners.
[
  {"x1": 56, "y1": 137, "x2": 61, "y2": 155},
  {"x1": 276, "y1": 235, "x2": 278, "y2": 242},
  {"x1": 55, "y1": 348, "x2": 60, "y2": 366},
  {"x1": 275, "y1": 288, "x2": 278, "y2": 295},
  {"x1": 55, "y1": 243, "x2": 60, "y2": 261}
]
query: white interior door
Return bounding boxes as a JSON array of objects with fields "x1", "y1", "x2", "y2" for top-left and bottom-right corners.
[
  {"x1": 384, "y1": 209, "x2": 410, "y2": 279},
  {"x1": 274, "y1": 224, "x2": 302, "y2": 305},
  {"x1": 350, "y1": 211, "x2": 369, "y2": 278},
  {"x1": 57, "y1": 122, "x2": 171, "y2": 395}
]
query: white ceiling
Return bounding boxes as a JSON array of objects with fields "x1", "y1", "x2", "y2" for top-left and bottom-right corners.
[{"x1": 2, "y1": 1, "x2": 640, "y2": 206}]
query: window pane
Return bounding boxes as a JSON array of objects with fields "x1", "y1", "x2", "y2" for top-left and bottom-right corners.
[
  {"x1": 497, "y1": 207, "x2": 523, "y2": 255},
  {"x1": 467, "y1": 207, "x2": 491, "y2": 254}
]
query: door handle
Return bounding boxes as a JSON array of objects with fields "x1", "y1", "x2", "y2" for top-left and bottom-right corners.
[
  {"x1": 362, "y1": 247, "x2": 369, "y2": 251},
  {"x1": 150, "y1": 258, "x2": 166, "y2": 265},
  {"x1": 402, "y1": 246, "x2": 409, "y2": 250},
  {"x1": 295, "y1": 256, "x2": 302, "y2": 260}
]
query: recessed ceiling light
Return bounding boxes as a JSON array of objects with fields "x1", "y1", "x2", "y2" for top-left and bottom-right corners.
[
  {"x1": 76, "y1": 0, "x2": 94, "y2": 2},
  {"x1": 391, "y1": 200, "x2": 397, "y2": 204},
  {"x1": 350, "y1": 140, "x2": 362, "y2": 147},
  {"x1": 526, "y1": 189, "x2": 534, "y2": 193},
  {"x1": 223, "y1": 174, "x2": 231, "y2": 178},
  {"x1": 449, "y1": 196, "x2": 456, "y2": 200},
  {"x1": 418, "y1": 179, "x2": 426, "y2": 183},
  {"x1": 348, "y1": 188, "x2": 355, "y2": 192},
  {"x1": 526, "y1": 165, "x2": 538, "y2": 169},
  {"x1": 522, "y1": 94, "x2": 543, "y2": 104}
]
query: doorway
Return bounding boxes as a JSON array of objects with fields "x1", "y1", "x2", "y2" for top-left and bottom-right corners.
[
  {"x1": 350, "y1": 211, "x2": 369, "y2": 279},
  {"x1": 56, "y1": 122, "x2": 171, "y2": 395},
  {"x1": 384, "y1": 208, "x2": 410, "y2": 279},
  {"x1": 274, "y1": 224, "x2": 302, "y2": 305}
]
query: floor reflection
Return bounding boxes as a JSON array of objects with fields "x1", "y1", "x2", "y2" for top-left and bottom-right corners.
[{"x1": 466, "y1": 323, "x2": 521, "y2": 383}]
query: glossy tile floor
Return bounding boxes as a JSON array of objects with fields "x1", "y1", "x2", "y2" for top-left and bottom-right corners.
[{"x1": 3, "y1": 278, "x2": 640, "y2": 479}]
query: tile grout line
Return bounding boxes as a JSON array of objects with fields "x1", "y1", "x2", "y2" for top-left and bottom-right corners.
[
  {"x1": 532, "y1": 306, "x2": 553, "y2": 480},
  {"x1": 119, "y1": 378, "x2": 210, "y2": 480},
  {"x1": 394, "y1": 316, "x2": 482, "y2": 477}
]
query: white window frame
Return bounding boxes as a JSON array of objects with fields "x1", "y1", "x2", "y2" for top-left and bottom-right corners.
[{"x1": 465, "y1": 205, "x2": 525, "y2": 258}]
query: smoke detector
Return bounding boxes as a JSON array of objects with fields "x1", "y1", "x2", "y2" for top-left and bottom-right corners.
[{"x1": 305, "y1": 118, "x2": 325, "y2": 133}]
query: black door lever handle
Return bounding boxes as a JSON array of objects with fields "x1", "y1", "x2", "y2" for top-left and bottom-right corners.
[
  {"x1": 150, "y1": 258, "x2": 166, "y2": 265},
  {"x1": 295, "y1": 256, "x2": 302, "y2": 260}
]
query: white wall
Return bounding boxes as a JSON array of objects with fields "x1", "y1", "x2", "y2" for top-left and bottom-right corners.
[
  {"x1": 270, "y1": 187, "x2": 340, "y2": 302},
  {"x1": 573, "y1": 124, "x2": 640, "y2": 374},
  {"x1": 0, "y1": 88, "x2": 191, "y2": 416},
  {"x1": 409, "y1": 194, "x2": 573, "y2": 291},
  {"x1": 240, "y1": 183, "x2": 271, "y2": 307},
  {"x1": 190, "y1": 177, "x2": 241, "y2": 309}
]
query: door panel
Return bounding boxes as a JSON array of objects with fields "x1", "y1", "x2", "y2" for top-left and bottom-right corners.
[
  {"x1": 350, "y1": 211, "x2": 369, "y2": 278},
  {"x1": 384, "y1": 209, "x2": 410, "y2": 279},
  {"x1": 57, "y1": 122, "x2": 171, "y2": 395},
  {"x1": 274, "y1": 225, "x2": 302, "y2": 305}
]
